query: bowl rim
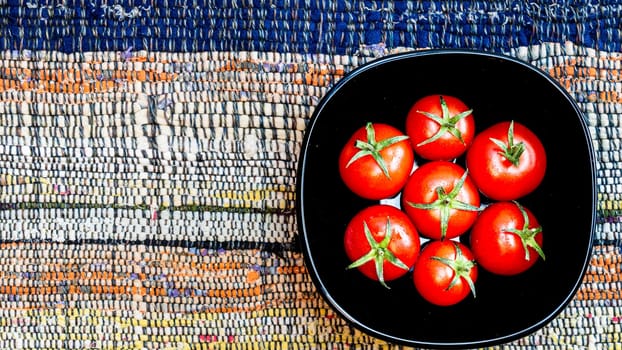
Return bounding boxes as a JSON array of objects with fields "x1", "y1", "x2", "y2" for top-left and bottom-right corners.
[{"x1": 296, "y1": 48, "x2": 597, "y2": 348}]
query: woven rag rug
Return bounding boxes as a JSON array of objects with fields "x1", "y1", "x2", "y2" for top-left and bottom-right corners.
[{"x1": 0, "y1": 1, "x2": 620, "y2": 349}]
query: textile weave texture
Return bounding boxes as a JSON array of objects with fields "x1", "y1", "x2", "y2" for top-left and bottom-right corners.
[{"x1": 0, "y1": 1, "x2": 620, "y2": 349}]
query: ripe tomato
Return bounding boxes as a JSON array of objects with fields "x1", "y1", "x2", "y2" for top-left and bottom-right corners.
[
  {"x1": 401, "y1": 161, "x2": 481, "y2": 240},
  {"x1": 413, "y1": 240, "x2": 478, "y2": 306},
  {"x1": 405, "y1": 94, "x2": 475, "y2": 161},
  {"x1": 344, "y1": 204, "x2": 421, "y2": 288},
  {"x1": 465, "y1": 120, "x2": 546, "y2": 201},
  {"x1": 469, "y1": 201, "x2": 545, "y2": 276},
  {"x1": 338, "y1": 122, "x2": 414, "y2": 200}
]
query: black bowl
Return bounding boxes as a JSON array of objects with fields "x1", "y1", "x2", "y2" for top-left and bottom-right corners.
[{"x1": 296, "y1": 49, "x2": 596, "y2": 348}]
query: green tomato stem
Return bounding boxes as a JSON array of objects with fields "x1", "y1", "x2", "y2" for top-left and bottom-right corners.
[
  {"x1": 504, "y1": 201, "x2": 546, "y2": 261},
  {"x1": 431, "y1": 242, "x2": 477, "y2": 298},
  {"x1": 489, "y1": 120, "x2": 525, "y2": 167},
  {"x1": 346, "y1": 122, "x2": 409, "y2": 179},
  {"x1": 346, "y1": 217, "x2": 410, "y2": 289},
  {"x1": 416, "y1": 95, "x2": 472, "y2": 147},
  {"x1": 407, "y1": 169, "x2": 481, "y2": 240}
]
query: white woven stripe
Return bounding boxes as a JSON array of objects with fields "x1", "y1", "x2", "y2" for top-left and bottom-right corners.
[{"x1": 0, "y1": 208, "x2": 296, "y2": 243}]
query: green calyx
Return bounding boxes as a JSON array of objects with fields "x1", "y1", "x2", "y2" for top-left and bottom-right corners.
[
  {"x1": 416, "y1": 95, "x2": 473, "y2": 147},
  {"x1": 431, "y1": 242, "x2": 477, "y2": 298},
  {"x1": 489, "y1": 120, "x2": 525, "y2": 167},
  {"x1": 346, "y1": 122, "x2": 409, "y2": 179},
  {"x1": 346, "y1": 218, "x2": 410, "y2": 289},
  {"x1": 407, "y1": 170, "x2": 481, "y2": 240},
  {"x1": 505, "y1": 201, "x2": 546, "y2": 261}
]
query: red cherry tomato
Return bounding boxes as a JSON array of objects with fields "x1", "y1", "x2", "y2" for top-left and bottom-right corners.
[
  {"x1": 466, "y1": 120, "x2": 546, "y2": 201},
  {"x1": 405, "y1": 94, "x2": 475, "y2": 161},
  {"x1": 413, "y1": 240, "x2": 478, "y2": 306},
  {"x1": 470, "y1": 201, "x2": 545, "y2": 276},
  {"x1": 344, "y1": 204, "x2": 421, "y2": 288},
  {"x1": 401, "y1": 161, "x2": 481, "y2": 240},
  {"x1": 339, "y1": 122, "x2": 415, "y2": 200}
]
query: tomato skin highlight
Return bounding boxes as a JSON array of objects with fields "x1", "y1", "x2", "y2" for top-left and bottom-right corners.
[
  {"x1": 466, "y1": 120, "x2": 546, "y2": 201},
  {"x1": 413, "y1": 240, "x2": 478, "y2": 306},
  {"x1": 344, "y1": 205, "x2": 421, "y2": 285},
  {"x1": 469, "y1": 201, "x2": 544, "y2": 276},
  {"x1": 401, "y1": 161, "x2": 481, "y2": 240},
  {"x1": 405, "y1": 94, "x2": 475, "y2": 161},
  {"x1": 338, "y1": 123, "x2": 415, "y2": 200}
]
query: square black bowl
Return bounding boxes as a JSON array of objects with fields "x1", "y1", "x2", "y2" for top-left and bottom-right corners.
[{"x1": 296, "y1": 49, "x2": 596, "y2": 348}]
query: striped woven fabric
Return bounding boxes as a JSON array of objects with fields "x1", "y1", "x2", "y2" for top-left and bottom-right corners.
[{"x1": 0, "y1": 1, "x2": 620, "y2": 349}]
